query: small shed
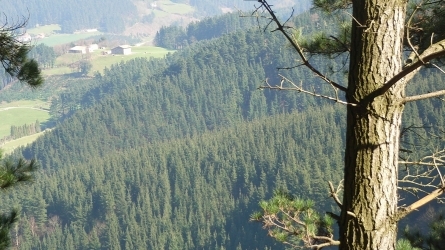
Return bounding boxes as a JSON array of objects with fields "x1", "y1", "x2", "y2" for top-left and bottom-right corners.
[
  {"x1": 111, "y1": 45, "x2": 131, "y2": 55},
  {"x1": 69, "y1": 46, "x2": 86, "y2": 54},
  {"x1": 88, "y1": 44, "x2": 99, "y2": 52}
]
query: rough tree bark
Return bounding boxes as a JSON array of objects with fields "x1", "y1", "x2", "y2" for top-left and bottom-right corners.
[{"x1": 341, "y1": 1, "x2": 406, "y2": 249}]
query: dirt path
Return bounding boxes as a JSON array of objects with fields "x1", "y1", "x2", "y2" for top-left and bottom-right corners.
[{"x1": 0, "y1": 107, "x2": 49, "y2": 112}]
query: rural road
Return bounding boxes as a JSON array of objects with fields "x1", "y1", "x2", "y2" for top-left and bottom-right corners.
[{"x1": 0, "y1": 107, "x2": 49, "y2": 112}]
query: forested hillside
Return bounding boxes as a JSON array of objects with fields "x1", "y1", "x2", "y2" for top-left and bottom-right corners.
[
  {"x1": 188, "y1": 0, "x2": 311, "y2": 16},
  {"x1": 2, "y1": 0, "x2": 137, "y2": 33},
  {"x1": 2, "y1": 6, "x2": 445, "y2": 250},
  {"x1": 154, "y1": 12, "x2": 261, "y2": 49},
  {"x1": 6, "y1": 107, "x2": 346, "y2": 249},
  {"x1": 24, "y1": 23, "x2": 347, "y2": 170}
]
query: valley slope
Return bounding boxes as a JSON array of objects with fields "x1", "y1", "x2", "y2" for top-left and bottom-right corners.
[{"x1": 2, "y1": 5, "x2": 445, "y2": 250}]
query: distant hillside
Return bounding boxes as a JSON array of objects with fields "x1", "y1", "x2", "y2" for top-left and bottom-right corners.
[
  {"x1": 3, "y1": 0, "x2": 309, "y2": 34},
  {"x1": 189, "y1": 0, "x2": 310, "y2": 16},
  {"x1": 4, "y1": 0, "x2": 137, "y2": 33}
]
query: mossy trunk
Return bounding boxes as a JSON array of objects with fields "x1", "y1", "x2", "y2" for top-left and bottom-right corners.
[{"x1": 340, "y1": 1, "x2": 407, "y2": 249}]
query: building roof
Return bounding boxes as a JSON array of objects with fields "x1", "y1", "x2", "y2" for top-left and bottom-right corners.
[
  {"x1": 114, "y1": 45, "x2": 131, "y2": 49},
  {"x1": 70, "y1": 46, "x2": 86, "y2": 50}
]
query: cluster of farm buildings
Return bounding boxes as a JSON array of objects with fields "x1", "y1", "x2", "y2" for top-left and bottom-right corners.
[
  {"x1": 68, "y1": 44, "x2": 132, "y2": 55},
  {"x1": 17, "y1": 33, "x2": 45, "y2": 42},
  {"x1": 18, "y1": 32, "x2": 132, "y2": 56}
]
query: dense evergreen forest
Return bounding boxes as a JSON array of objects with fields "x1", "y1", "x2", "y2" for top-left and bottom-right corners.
[
  {"x1": 2, "y1": 0, "x2": 137, "y2": 33},
  {"x1": 2, "y1": 7, "x2": 445, "y2": 249},
  {"x1": 187, "y1": 0, "x2": 312, "y2": 17},
  {"x1": 7, "y1": 108, "x2": 346, "y2": 249},
  {"x1": 154, "y1": 5, "x2": 313, "y2": 49},
  {"x1": 154, "y1": 12, "x2": 260, "y2": 49}
]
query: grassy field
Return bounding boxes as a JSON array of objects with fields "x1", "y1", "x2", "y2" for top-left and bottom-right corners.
[
  {"x1": 152, "y1": 9, "x2": 170, "y2": 18},
  {"x1": 159, "y1": 1, "x2": 194, "y2": 14},
  {"x1": 0, "y1": 100, "x2": 49, "y2": 109},
  {"x1": 41, "y1": 66, "x2": 73, "y2": 76},
  {"x1": 1, "y1": 132, "x2": 46, "y2": 155},
  {"x1": 27, "y1": 24, "x2": 61, "y2": 35},
  {"x1": 91, "y1": 46, "x2": 174, "y2": 73},
  {"x1": 0, "y1": 100, "x2": 51, "y2": 138},
  {"x1": 42, "y1": 46, "x2": 175, "y2": 76},
  {"x1": 27, "y1": 24, "x2": 102, "y2": 47},
  {"x1": 39, "y1": 32, "x2": 103, "y2": 47}
]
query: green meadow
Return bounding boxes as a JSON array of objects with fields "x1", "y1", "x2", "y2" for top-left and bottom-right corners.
[
  {"x1": 43, "y1": 46, "x2": 175, "y2": 76},
  {"x1": 91, "y1": 46, "x2": 175, "y2": 73},
  {"x1": 0, "y1": 100, "x2": 50, "y2": 138},
  {"x1": 28, "y1": 24, "x2": 102, "y2": 47},
  {"x1": 39, "y1": 32, "x2": 103, "y2": 47},
  {"x1": 159, "y1": 1, "x2": 194, "y2": 14},
  {"x1": 27, "y1": 24, "x2": 61, "y2": 35},
  {"x1": 1, "y1": 132, "x2": 46, "y2": 155}
]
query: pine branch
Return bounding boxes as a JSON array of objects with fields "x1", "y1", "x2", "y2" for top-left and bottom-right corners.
[
  {"x1": 0, "y1": 158, "x2": 38, "y2": 190},
  {"x1": 252, "y1": 191, "x2": 338, "y2": 249},
  {"x1": 251, "y1": 0, "x2": 347, "y2": 92}
]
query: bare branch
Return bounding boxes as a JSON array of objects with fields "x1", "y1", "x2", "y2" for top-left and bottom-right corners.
[
  {"x1": 405, "y1": 1, "x2": 425, "y2": 65},
  {"x1": 369, "y1": 38, "x2": 445, "y2": 100},
  {"x1": 347, "y1": 211, "x2": 356, "y2": 218},
  {"x1": 399, "y1": 149, "x2": 445, "y2": 190},
  {"x1": 328, "y1": 181, "x2": 343, "y2": 208},
  {"x1": 399, "y1": 179, "x2": 437, "y2": 194},
  {"x1": 311, "y1": 237, "x2": 340, "y2": 250},
  {"x1": 397, "y1": 148, "x2": 445, "y2": 218},
  {"x1": 251, "y1": 0, "x2": 347, "y2": 92},
  {"x1": 431, "y1": 63, "x2": 445, "y2": 74},
  {"x1": 396, "y1": 187, "x2": 445, "y2": 221},
  {"x1": 258, "y1": 75, "x2": 357, "y2": 106},
  {"x1": 433, "y1": 156, "x2": 445, "y2": 187},
  {"x1": 346, "y1": 12, "x2": 363, "y2": 27},
  {"x1": 277, "y1": 62, "x2": 305, "y2": 71},
  {"x1": 403, "y1": 89, "x2": 445, "y2": 103}
]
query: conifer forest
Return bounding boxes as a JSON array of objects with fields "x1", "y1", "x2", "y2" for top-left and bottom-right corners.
[{"x1": 1, "y1": 0, "x2": 445, "y2": 249}]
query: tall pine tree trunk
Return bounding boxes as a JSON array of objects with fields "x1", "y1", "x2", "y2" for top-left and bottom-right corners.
[{"x1": 340, "y1": 1, "x2": 407, "y2": 249}]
